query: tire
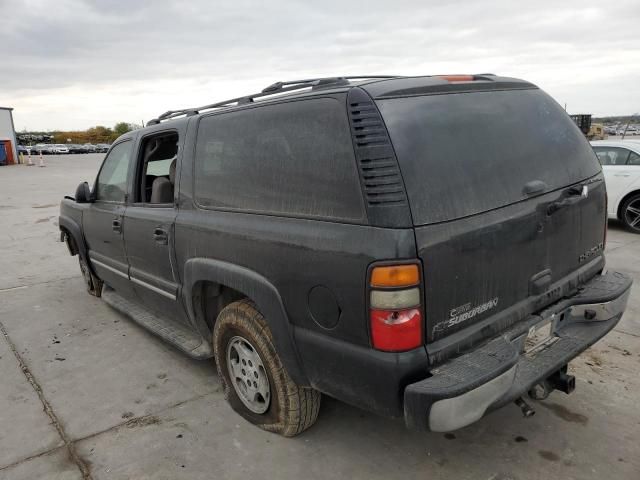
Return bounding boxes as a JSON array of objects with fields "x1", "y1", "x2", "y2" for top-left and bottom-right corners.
[
  {"x1": 79, "y1": 256, "x2": 103, "y2": 297},
  {"x1": 620, "y1": 194, "x2": 640, "y2": 233},
  {"x1": 213, "y1": 299, "x2": 320, "y2": 436}
]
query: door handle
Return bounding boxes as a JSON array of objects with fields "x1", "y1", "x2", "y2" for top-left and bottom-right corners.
[
  {"x1": 112, "y1": 219, "x2": 122, "y2": 233},
  {"x1": 153, "y1": 227, "x2": 168, "y2": 245},
  {"x1": 614, "y1": 173, "x2": 631, "y2": 177}
]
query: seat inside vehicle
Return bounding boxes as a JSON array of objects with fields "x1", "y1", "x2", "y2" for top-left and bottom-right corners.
[{"x1": 140, "y1": 133, "x2": 179, "y2": 203}]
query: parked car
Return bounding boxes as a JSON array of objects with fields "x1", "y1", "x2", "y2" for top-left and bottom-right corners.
[
  {"x1": 82, "y1": 143, "x2": 97, "y2": 153},
  {"x1": 67, "y1": 144, "x2": 85, "y2": 154},
  {"x1": 33, "y1": 143, "x2": 52, "y2": 154},
  {"x1": 59, "y1": 75, "x2": 631, "y2": 436},
  {"x1": 50, "y1": 144, "x2": 69, "y2": 154},
  {"x1": 592, "y1": 140, "x2": 640, "y2": 232},
  {"x1": 95, "y1": 143, "x2": 110, "y2": 153}
]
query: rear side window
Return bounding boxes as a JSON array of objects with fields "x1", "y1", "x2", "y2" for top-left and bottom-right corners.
[
  {"x1": 194, "y1": 98, "x2": 364, "y2": 221},
  {"x1": 593, "y1": 146, "x2": 631, "y2": 166},
  {"x1": 377, "y1": 89, "x2": 602, "y2": 225}
]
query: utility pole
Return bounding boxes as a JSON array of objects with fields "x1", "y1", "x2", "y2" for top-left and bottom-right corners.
[{"x1": 622, "y1": 113, "x2": 638, "y2": 140}]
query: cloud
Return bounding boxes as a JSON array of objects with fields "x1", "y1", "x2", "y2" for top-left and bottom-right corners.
[{"x1": 1, "y1": 0, "x2": 639, "y2": 130}]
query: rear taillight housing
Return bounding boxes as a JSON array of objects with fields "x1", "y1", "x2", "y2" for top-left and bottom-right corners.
[{"x1": 369, "y1": 263, "x2": 423, "y2": 352}]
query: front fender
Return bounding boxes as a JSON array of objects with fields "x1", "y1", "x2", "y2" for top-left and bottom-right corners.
[
  {"x1": 182, "y1": 258, "x2": 308, "y2": 385},
  {"x1": 58, "y1": 213, "x2": 93, "y2": 270}
]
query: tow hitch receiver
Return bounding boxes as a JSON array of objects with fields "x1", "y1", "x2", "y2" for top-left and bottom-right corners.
[
  {"x1": 528, "y1": 366, "x2": 576, "y2": 401},
  {"x1": 547, "y1": 366, "x2": 575, "y2": 395}
]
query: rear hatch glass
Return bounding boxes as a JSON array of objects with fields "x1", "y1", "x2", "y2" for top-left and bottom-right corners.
[{"x1": 377, "y1": 88, "x2": 601, "y2": 225}]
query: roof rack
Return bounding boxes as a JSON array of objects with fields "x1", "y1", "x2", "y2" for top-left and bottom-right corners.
[{"x1": 147, "y1": 75, "x2": 402, "y2": 125}]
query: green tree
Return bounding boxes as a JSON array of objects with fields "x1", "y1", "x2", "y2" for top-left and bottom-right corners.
[{"x1": 113, "y1": 122, "x2": 132, "y2": 136}]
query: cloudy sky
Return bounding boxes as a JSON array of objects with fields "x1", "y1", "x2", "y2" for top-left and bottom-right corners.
[{"x1": 1, "y1": 0, "x2": 639, "y2": 131}]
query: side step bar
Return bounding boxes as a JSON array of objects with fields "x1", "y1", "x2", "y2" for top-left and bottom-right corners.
[{"x1": 102, "y1": 285, "x2": 213, "y2": 359}]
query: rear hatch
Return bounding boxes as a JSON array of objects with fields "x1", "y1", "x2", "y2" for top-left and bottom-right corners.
[{"x1": 376, "y1": 86, "x2": 605, "y2": 360}]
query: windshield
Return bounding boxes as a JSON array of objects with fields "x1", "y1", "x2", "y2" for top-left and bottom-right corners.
[{"x1": 377, "y1": 88, "x2": 601, "y2": 225}]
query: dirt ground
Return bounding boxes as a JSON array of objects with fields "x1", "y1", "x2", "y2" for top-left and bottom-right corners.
[{"x1": 1, "y1": 154, "x2": 639, "y2": 480}]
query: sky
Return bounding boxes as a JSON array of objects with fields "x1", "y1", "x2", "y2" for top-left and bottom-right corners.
[{"x1": 1, "y1": 0, "x2": 639, "y2": 131}]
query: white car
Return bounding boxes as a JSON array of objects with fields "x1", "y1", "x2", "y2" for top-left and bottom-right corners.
[
  {"x1": 592, "y1": 140, "x2": 640, "y2": 232},
  {"x1": 51, "y1": 144, "x2": 70, "y2": 154}
]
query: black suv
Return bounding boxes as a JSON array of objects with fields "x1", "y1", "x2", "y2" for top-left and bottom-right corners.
[{"x1": 59, "y1": 75, "x2": 632, "y2": 436}]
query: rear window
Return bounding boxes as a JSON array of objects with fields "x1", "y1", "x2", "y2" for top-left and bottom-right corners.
[
  {"x1": 194, "y1": 98, "x2": 365, "y2": 222},
  {"x1": 377, "y1": 89, "x2": 601, "y2": 225}
]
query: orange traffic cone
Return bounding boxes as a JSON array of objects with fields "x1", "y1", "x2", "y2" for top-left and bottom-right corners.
[
  {"x1": 27, "y1": 151, "x2": 34, "y2": 166},
  {"x1": 39, "y1": 152, "x2": 45, "y2": 167}
]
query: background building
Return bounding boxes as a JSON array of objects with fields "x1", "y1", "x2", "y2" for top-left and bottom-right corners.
[{"x1": 0, "y1": 107, "x2": 18, "y2": 165}]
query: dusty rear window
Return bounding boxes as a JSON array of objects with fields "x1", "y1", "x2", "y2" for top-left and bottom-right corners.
[
  {"x1": 194, "y1": 98, "x2": 365, "y2": 222},
  {"x1": 377, "y1": 89, "x2": 602, "y2": 225}
]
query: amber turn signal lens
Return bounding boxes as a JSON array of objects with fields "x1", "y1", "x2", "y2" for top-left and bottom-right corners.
[{"x1": 370, "y1": 264, "x2": 419, "y2": 287}]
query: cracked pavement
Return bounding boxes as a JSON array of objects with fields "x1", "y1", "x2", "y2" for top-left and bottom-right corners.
[{"x1": 0, "y1": 155, "x2": 639, "y2": 479}]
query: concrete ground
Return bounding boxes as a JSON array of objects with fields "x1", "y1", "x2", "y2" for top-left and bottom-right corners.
[{"x1": 1, "y1": 154, "x2": 639, "y2": 480}]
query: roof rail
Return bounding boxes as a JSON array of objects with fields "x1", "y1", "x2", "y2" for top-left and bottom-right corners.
[{"x1": 147, "y1": 75, "x2": 402, "y2": 125}]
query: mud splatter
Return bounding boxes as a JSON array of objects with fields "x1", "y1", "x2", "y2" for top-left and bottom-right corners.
[{"x1": 538, "y1": 450, "x2": 560, "y2": 462}]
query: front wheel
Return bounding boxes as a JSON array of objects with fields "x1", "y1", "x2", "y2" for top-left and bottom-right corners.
[
  {"x1": 213, "y1": 299, "x2": 321, "y2": 436},
  {"x1": 620, "y1": 194, "x2": 640, "y2": 233}
]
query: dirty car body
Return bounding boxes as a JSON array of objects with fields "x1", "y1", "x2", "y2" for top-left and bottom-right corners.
[{"x1": 59, "y1": 74, "x2": 632, "y2": 434}]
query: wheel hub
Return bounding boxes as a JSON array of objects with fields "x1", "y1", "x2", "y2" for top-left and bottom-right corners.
[
  {"x1": 625, "y1": 199, "x2": 640, "y2": 230},
  {"x1": 226, "y1": 336, "x2": 271, "y2": 414}
]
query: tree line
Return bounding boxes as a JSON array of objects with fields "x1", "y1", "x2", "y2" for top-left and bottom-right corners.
[{"x1": 18, "y1": 122, "x2": 141, "y2": 145}]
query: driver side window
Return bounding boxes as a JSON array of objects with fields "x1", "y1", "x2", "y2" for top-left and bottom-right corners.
[{"x1": 96, "y1": 141, "x2": 132, "y2": 202}]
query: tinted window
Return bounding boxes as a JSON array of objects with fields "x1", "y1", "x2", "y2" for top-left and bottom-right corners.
[
  {"x1": 377, "y1": 89, "x2": 602, "y2": 225},
  {"x1": 628, "y1": 151, "x2": 640, "y2": 165},
  {"x1": 194, "y1": 98, "x2": 364, "y2": 221},
  {"x1": 593, "y1": 147, "x2": 631, "y2": 166},
  {"x1": 96, "y1": 141, "x2": 132, "y2": 202}
]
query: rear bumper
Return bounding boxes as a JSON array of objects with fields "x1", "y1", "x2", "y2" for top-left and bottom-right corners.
[{"x1": 404, "y1": 270, "x2": 632, "y2": 432}]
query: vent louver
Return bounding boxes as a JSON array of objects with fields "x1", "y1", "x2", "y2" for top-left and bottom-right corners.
[{"x1": 349, "y1": 99, "x2": 407, "y2": 207}]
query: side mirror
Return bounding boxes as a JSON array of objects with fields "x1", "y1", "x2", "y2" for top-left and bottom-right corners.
[{"x1": 75, "y1": 182, "x2": 92, "y2": 203}]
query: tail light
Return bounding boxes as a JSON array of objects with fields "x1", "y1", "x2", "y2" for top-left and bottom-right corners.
[
  {"x1": 437, "y1": 74, "x2": 474, "y2": 82},
  {"x1": 369, "y1": 264, "x2": 423, "y2": 352}
]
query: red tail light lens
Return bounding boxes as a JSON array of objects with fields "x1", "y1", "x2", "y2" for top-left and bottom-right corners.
[
  {"x1": 370, "y1": 308, "x2": 422, "y2": 352},
  {"x1": 437, "y1": 74, "x2": 474, "y2": 82}
]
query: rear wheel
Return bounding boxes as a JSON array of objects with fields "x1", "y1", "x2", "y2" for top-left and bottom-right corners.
[
  {"x1": 79, "y1": 256, "x2": 103, "y2": 297},
  {"x1": 620, "y1": 194, "x2": 640, "y2": 233},
  {"x1": 213, "y1": 299, "x2": 320, "y2": 436}
]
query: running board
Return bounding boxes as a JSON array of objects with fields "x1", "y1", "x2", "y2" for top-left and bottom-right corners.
[{"x1": 102, "y1": 285, "x2": 213, "y2": 359}]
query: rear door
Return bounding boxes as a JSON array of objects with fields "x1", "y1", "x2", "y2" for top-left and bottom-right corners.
[
  {"x1": 123, "y1": 127, "x2": 189, "y2": 325},
  {"x1": 377, "y1": 88, "x2": 605, "y2": 351}
]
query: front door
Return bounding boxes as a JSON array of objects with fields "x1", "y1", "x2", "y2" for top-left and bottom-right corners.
[
  {"x1": 83, "y1": 140, "x2": 134, "y2": 294},
  {"x1": 123, "y1": 130, "x2": 188, "y2": 324}
]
